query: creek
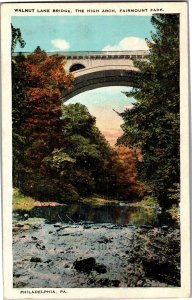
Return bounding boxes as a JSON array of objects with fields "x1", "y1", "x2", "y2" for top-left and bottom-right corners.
[{"x1": 14, "y1": 201, "x2": 175, "y2": 227}]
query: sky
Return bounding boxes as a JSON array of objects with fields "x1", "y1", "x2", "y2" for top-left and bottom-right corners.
[
  {"x1": 12, "y1": 16, "x2": 154, "y2": 145},
  {"x1": 66, "y1": 87, "x2": 136, "y2": 145},
  {"x1": 12, "y1": 16, "x2": 153, "y2": 52}
]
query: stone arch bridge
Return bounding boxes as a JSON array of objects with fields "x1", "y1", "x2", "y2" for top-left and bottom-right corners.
[
  {"x1": 14, "y1": 50, "x2": 148, "y2": 100},
  {"x1": 61, "y1": 50, "x2": 148, "y2": 101}
]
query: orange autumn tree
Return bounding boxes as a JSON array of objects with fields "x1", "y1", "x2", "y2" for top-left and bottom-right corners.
[
  {"x1": 16, "y1": 47, "x2": 73, "y2": 199},
  {"x1": 109, "y1": 146, "x2": 145, "y2": 201}
]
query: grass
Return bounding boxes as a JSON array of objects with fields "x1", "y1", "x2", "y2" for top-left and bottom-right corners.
[
  {"x1": 13, "y1": 188, "x2": 41, "y2": 211},
  {"x1": 81, "y1": 197, "x2": 119, "y2": 206},
  {"x1": 13, "y1": 188, "x2": 64, "y2": 211}
]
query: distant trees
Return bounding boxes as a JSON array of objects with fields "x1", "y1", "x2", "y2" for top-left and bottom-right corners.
[
  {"x1": 108, "y1": 147, "x2": 145, "y2": 201},
  {"x1": 117, "y1": 14, "x2": 180, "y2": 207}
]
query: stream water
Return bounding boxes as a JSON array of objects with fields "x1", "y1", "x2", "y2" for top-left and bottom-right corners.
[{"x1": 14, "y1": 202, "x2": 175, "y2": 227}]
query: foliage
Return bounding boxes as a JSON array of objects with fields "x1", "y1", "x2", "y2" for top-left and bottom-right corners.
[
  {"x1": 11, "y1": 24, "x2": 26, "y2": 53},
  {"x1": 12, "y1": 54, "x2": 29, "y2": 187},
  {"x1": 12, "y1": 46, "x2": 74, "y2": 201},
  {"x1": 167, "y1": 204, "x2": 180, "y2": 224},
  {"x1": 167, "y1": 183, "x2": 180, "y2": 203},
  {"x1": 135, "y1": 196, "x2": 160, "y2": 208},
  {"x1": 117, "y1": 14, "x2": 180, "y2": 207},
  {"x1": 60, "y1": 103, "x2": 113, "y2": 197},
  {"x1": 108, "y1": 146, "x2": 146, "y2": 201}
]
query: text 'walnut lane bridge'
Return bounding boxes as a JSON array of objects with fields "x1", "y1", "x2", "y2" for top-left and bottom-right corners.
[{"x1": 61, "y1": 50, "x2": 149, "y2": 101}]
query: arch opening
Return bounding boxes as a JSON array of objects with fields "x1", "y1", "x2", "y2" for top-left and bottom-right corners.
[
  {"x1": 65, "y1": 86, "x2": 136, "y2": 146},
  {"x1": 69, "y1": 63, "x2": 86, "y2": 73}
]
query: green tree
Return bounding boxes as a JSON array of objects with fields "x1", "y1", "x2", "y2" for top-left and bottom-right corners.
[
  {"x1": 60, "y1": 103, "x2": 113, "y2": 197},
  {"x1": 11, "y1": 25, "x2": 27, "y2": 186},
  {"x1": 12, "y1": 54, "x2": 28, "y2": 187},
  {"x1": 117, "y1": 14, "x2": 180, "y2": 207},
  {"x1": 11, "y1": 24, "x2": 26, "y2": 53}
]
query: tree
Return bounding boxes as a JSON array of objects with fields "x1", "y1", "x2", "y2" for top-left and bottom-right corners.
[
  {"x1": 11, "y1": 24, "x2": 26, "y2": 53},
  {"x1": 107, "y1": 146, "x2": 145, "y2": 201},
  {"x1": 60, "y1": 103, "x2": 113, "y2": 197},
  {"x1": 12, "y1": 25, "x2": 27, "y2": 186},
  {"x1": 12, "y1": 46, "x2": 73, "y2": 200},
  {"x1": 117, "y1": 14, "x2": 180, "y2": 207},
  {"x1": 12, "y1": 54, "x2": 28, "y2": 187}
]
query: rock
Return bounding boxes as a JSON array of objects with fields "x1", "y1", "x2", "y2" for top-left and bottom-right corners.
[
  {"x1": 73, "y1": 257, "x2": 96, "y2": 273},
  {"x1": 112, "y1": 280, "x2": 120, "y2": 287},
  {"x1": 137, "y1": 280, "x2": 144, "y2": 287},
  {"x1": 98, "y1": 236, "x2": 112, "y2": 244},
  {"x1": 49, "y1": 231, "x2": 53, "y2": 234},
  {"x1": 94, "y1": 263, "x2": 107, "y2": 274},
  {"x1": 13, "y1": 281, "x2": 26, "y2": 288},
  {"x1": 36, "y1": 243, "x2": 45, "y2": 250},
  {"x1": 111, "y1": 225, "x2": 119, "y2": 229},
  {"x1": 31, "y1": 236, "x2": 38, "y2": 240},
  {"x1": 140, "y1": 225, "x2": 153, "y2": 229},
  {"x1": 96, "y1": 278, "x2": 120, "y2": 287},
  {"x1": 84, "y1": 225, "x2": 91, "y2": 229},
  {"x1": 127, "y1": 224, "x2": 137, "y2": 229},
  {"x1": 161, "y1": 225, "x2": 169, "y2": 230},
  {"x1": 44, "y1": 259, "x2": 52, "y2": 263},
  {"x1": 30, "y1": 257, "x2": 42, "y2": 263},
  {"x1": 17, "y1": 224, "x2": 24, "y2": 228},
  {"x1": 143, "y1": 283, "x2": 151, "y2": 287},
  {"x1": 58, "y1": 233, "x2": 70, "y2": 236},
  {"x1": 32, "y1": 225, "x2": 41, "y2": 230}
]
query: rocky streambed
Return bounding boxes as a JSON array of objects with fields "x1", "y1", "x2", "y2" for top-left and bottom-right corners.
[{"x1": 13, "y1": 216, "x2": 180, "y2": 288}]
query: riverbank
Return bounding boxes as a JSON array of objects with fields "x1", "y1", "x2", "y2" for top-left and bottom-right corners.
[{"x1": 13, "y1": 216, "x2": 180, "y2": 288}]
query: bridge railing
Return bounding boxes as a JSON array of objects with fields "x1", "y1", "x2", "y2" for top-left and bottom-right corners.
[{"x1": 12, "y1": 50, "x2": 149, "y2": 59}]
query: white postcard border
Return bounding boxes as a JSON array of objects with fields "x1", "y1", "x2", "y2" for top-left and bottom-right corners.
[{"x1": 1, "y1": 2, "x2": 190, "y2": 299}]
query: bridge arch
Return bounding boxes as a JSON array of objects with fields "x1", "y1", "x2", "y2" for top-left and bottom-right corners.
[
  {"x1": 61, "y1": 51, "x2": 148, "y2": 101},
  {"x1": 62, "y1": 67, "x2": 139, "y2": 101}
]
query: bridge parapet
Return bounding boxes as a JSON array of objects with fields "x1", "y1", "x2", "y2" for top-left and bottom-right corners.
[
  {"x1": 13, "y1": 50, "x2": 149, "y2": 59},
  {"x1": 50, "y1": 50, "x2": 149, "y2": 60}
]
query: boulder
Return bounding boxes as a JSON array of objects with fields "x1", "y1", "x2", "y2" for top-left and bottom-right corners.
[
  {"x1": 94, "y1": 263, "x2": 107, "y2": 274},
  {"x1": 73, "y1": 257, "x2": 96, "y2": 273},
  {"x1": 30, "y1": 257, "x2": 42, "y2": 263},
  {"x1": 73, "y1": 257, "x2": 107, "y2": 274}
]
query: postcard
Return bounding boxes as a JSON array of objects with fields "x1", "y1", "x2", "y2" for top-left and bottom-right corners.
[{"x1": 1, "y1": 1, "x2": 191, "y2": 299}]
